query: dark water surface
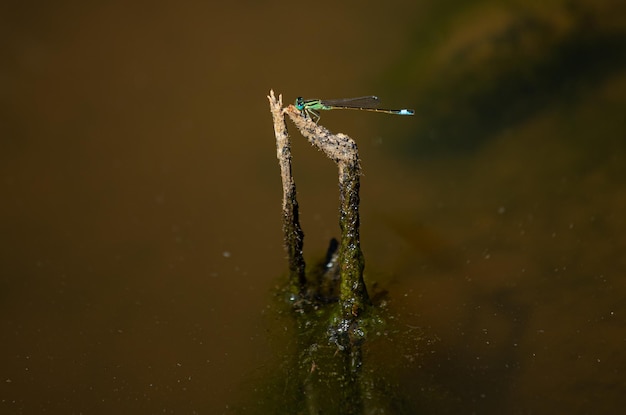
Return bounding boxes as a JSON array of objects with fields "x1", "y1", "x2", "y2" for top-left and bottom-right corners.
[{"x1": 2, "y1": 1, "x2": 625, "y2": 414}]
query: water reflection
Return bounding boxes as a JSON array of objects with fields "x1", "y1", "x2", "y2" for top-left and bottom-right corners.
[
  {"x1": 1, "y1": 0, "x2": 625, "y2": 414},
  {"x1": 363, "y1": 88, "x2": 626, "y2": 413}
]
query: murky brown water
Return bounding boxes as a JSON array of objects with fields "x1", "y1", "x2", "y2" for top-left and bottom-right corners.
[{"x1": 2, "y1": 1, "x2": 625, "y2": 414}]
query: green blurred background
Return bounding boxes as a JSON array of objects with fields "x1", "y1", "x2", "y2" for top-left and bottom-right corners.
[{"x1": 1, "y1": 0, "x2": 625, "y2": 413}]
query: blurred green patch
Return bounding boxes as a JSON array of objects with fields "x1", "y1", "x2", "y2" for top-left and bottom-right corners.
[{"x1": 393, "y1": 0, "x2": 626, "y2": 156}]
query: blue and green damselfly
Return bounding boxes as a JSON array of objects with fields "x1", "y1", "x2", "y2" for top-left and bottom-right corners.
[{"x1": 295, "y1": 96, "x2": 414, "y2": 123}]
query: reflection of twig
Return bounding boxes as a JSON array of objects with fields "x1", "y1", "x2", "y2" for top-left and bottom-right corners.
[{"x1": 267, "y1": 90, "x2": 306, "y2": 298}]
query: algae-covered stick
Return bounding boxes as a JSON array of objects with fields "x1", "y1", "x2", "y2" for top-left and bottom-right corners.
[
  {"x1": 267, "y1": 91, "x2": 306, "y2": 298},
  {"x1": 267, "y1": 90, "x2": 417, "y2": 414}
]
